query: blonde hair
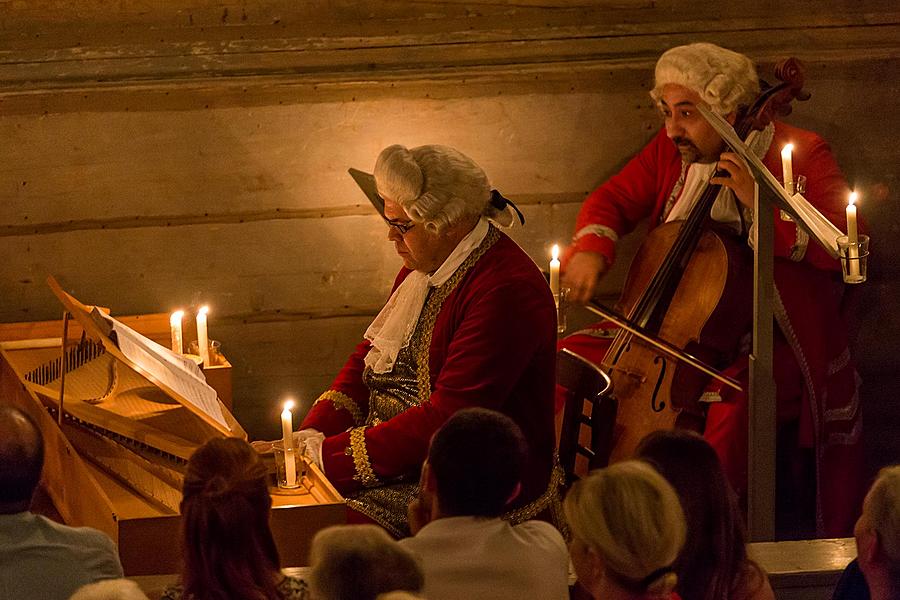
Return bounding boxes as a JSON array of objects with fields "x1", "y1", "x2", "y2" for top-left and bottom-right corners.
[
  {"x1": 865, "y1": 465, "x2": 900, "y2": 572},
  {"x1": 373, "y1": 144, "x2": 513, "y2": 232},
  {"x1": 650, "y1": 43, "x2": 760, "y2": 116},
  {"x1": 564, "y1": 460, "x2": 687, "y2": 597}
]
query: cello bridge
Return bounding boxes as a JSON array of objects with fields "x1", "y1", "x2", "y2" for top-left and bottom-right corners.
[{"x1": 607, "y1": 365, "x2": 646, "y2": 383}]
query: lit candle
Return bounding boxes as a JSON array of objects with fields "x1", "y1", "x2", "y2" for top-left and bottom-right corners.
[
  {"x1": 169, "y1": 310, "x2": 184, "y2": 354},
  {"x1": 846, "y1": 192, "x2": 859, "y2": 244},
  {"x1": 781, "y1": 144, "x2": 794, "y2": 193},
  {"x1": 846, "y1": 192, "x2": 860, "y2": 278},
  {"x1": 196, "y1": 306, "x2": 210, "y2": 367},
  {"x1": 281, "y1": 399, "x2": 297, "y2": 487},
  {"x1": 550, "y1": 244, "x2": 560, "y2": 300}
]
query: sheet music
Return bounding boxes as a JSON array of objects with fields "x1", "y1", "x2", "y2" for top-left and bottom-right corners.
[
  {"x1": 697, "y1": 105, "x2": 842, "y2": 258},
  {"x1": 91, "y1": 309, "x2": 229, "y2": 431}
]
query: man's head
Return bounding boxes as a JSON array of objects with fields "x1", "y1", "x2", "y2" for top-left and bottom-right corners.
[
  {"x1": 373, "y1": 144, "x2": 509, "y2": 273},
  {"x1": 855, "y1": 465, "x2": 900, "y2": 594},
  {"x1": 426, "y1": 407, "x2": 527, "y2": 518},
  {"x1": 650, "y1": 43, "x2": 760, "y2": 163},
  {"x1": 0, "y1": 404, "x2": 44, "y2": 513}
]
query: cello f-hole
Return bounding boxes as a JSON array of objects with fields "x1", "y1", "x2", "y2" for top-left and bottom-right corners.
[{"x1": 651, "y1": 355, "x2": 667, "y2": 413}]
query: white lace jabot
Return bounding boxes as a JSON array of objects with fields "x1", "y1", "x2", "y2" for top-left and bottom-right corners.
[
  {"x1": 363, "y1": 218, "x2": 490, "y2": 374},
  {"x1": 665, "y1": 123, "x2": 775, "y2": 231}
]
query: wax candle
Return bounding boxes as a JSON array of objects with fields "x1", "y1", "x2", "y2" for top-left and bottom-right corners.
[
  {"x1": 846, "y1": 192, "x2": 860, "y2": 279},
  {"x1": 781, "y1": 144, "x2": 794, "y2": 193},
  {"x1": 197, "y1": 306, "x2": 210, "y2": 367},
  {"x1": 550, "y1": 244, "x2": 560, "y2": 300},
  {"x1": 846, "y1": 192, "x2": 859, "y2": 244},
  {"x1": 281, "y1": 399, "x2": 297, "y2": 487},
  {"x1": 169, "y1": 310, "x2": 184, "y2": 354}
]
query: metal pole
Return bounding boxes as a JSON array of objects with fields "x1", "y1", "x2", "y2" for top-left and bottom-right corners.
[{"x1": 749, "y1": 185, "x2": 777, "y2": 541}]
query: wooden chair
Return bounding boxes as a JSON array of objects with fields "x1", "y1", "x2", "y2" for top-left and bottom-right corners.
[{"x1": 557, "y1": 348, "x2": 616, "y2": 487}]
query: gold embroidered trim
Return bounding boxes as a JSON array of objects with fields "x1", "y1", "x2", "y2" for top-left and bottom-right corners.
[
  {"x1": 699, "y1": 391, "x2": 723, "y2": 404},
  {"x1": 503, "y1": 461, "x2": 566, "y2": 528},
  {"x1": 316, "y1": 390, "x2": 364, "y2": 425},
  {"x1": 344, "y1": 482, "x2": 419, "y2": 539},
  {"x1": 349, "y1": 426, "x2": 380, "y2": 488},
  {"x1": 411, "y1": 226, "x2": 501, "y2": 403}
]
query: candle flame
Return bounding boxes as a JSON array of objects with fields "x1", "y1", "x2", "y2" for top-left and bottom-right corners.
[
  {"x1": 781, "y1": 143, "x2": 793, "y2": 157},
  {"x1": 849, "y1": 192, "x2": 858, "y2": 207},
  {"x1": 283, "y1": 399, "x2": 295, "y2": 412},
  {"x1": 198, "y1": 305, "x2": 210, "y2": 316},
  {"x1": 551, "y1": 244, "x2": 559, "y2": 261},
  {"x1": 169, "y1": 310, "x2": 184, "y2": 325}
]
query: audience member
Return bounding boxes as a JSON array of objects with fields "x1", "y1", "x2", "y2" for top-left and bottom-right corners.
[
  {"x1": 308, "y1": 524, "x2": 424, "y2": 600},
  {"x1": 375, "y1": 593, "x2": 425, "y2": 600},
  {"x1": 564, "y1": 460, "x2": 686, "y2": 600},
  {"x1": 399, "y1": 407, "x2": 569, "y2": 600},
  {"x1": 636, "y1": 430, "x2": 775, "y2": 600},
  {"x1": 160, "y1": 437, "x2": 309, "y2": 600},
  {"x1": 69, "y1": 578, "x2": 149, "y2": 600},
  {"x1": 0, "y1": 404, "x2": 123, "y2": 600},
  {"x1": 849, "y1": 465, "x2": 900, "y2": 600}
]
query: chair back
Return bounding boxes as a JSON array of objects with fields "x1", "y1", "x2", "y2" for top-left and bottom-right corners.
[{"x1": 557, "y1": 348, "x2": 615, "y2": 486}]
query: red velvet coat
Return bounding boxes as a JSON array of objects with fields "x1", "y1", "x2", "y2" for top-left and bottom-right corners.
[
  {"x1": 562, "y1": 124, "x2": 864, "y2": 535},
  {"x1": 302, "y1": 227, "x2": 559, "y2": 533}
]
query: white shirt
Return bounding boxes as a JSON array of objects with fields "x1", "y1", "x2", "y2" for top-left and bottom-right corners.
[{"x1": 398, "y1": 516, "x2": 569, "y2": 600}]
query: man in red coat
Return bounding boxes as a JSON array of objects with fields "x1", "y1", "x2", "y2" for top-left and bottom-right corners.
[
  {"x1": 295, "y1": 144, "x2": 560, "y2": 537},
  {"x1": 560, "y1": 42, "x2": 863, "y2": 536}
]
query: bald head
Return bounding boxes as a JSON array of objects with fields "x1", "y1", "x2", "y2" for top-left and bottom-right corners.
[{"x1": 0, "y1": 404, "x2": 44, "y2": 513}]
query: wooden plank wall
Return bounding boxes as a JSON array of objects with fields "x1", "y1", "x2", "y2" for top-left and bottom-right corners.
[{"x1": 1, "y1": 2, "x2": 898, "y2": 462}]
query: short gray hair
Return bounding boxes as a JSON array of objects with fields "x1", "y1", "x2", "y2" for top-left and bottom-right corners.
[
  {"x1": 309, "y1": 524, "x2": 424, "y2": 600},
  {"x1": 374, "y1": 144, "x2": 512, "y2": 232},
  {"x1": 650, "y1": 43, "x2": 760, "y2": 115}
]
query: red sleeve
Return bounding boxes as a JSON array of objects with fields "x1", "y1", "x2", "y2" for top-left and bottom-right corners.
[
  {"x1": 566, "y1": 130, "x2": 670, "y2": 267},
  {"x1": 319, "y1": 273, "x2": 555, "y2": 493},
  {"x1": 300, "y1": 268, "x2": 413, "y2": 435}
]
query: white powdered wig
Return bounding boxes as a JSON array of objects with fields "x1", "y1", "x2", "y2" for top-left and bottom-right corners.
[
  {"x1": 374, "y1": 144, "x2": 513, "y2": 232},
  {"x1": 651, "y1": 43, "x2": 760, "y2": 115}
]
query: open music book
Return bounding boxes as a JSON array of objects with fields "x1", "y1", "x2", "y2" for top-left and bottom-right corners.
[
  {"x1": 697, "y1": 105, "x2": 842, "y2": 259},
  {"x1": 89, "y1": 307, "x2": 229, "y2": 431}
]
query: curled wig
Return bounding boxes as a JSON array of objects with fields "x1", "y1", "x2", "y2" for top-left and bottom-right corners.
[
  {"x1": 374, "y1": 144, "x2": 513, "y2": 232},
  {"x1": 650, "y1": 43, "x2": 760, "y2": 116}
]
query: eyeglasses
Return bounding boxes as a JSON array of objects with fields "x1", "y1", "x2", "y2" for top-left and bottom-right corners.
[{"x1": 384, "y1": 217, "x2": 415, "y2": 235}]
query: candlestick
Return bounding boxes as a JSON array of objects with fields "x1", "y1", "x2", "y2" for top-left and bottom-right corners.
[
  {"x1": 550, "y1": 244, "x2": 560, "y2": 300},
  {"x1": 169, "y1": 310, "x2": 184, "y2": 354},
  {"x1": 197, "y1": 306, "x2": 211, "y2": 367},
  {"x1": 281, "y1": 399, "x2": 297, "y2": 487},
  {"x1": 781, "y1": 144, "x2": 794, "y2": 193},
  {"x1": 846, "y1": 192, "x2": 860, "y2": 279}
]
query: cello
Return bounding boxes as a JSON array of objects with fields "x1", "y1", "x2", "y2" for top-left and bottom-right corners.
[{"x1": 592, "y1": 59, "x2": 810, "y2": 462}]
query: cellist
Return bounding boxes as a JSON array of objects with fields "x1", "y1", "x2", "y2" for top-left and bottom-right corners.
[{"x1": 559, "y1": 42, "x2": 863, "y2": 536}]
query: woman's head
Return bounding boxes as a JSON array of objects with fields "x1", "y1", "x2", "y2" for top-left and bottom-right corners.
[
  {"x1": 564, "y1": 460, "x2": 686, "y2": 598},
  {"x1": 636, "y1": 429, "x2": 749, "y2": 600},
  {"x1": 856, "y1": 465, "x2": 900, "y2": 593},
  {"x1": 180, "y1": 437, "x2": 281, "y2": 600}
]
